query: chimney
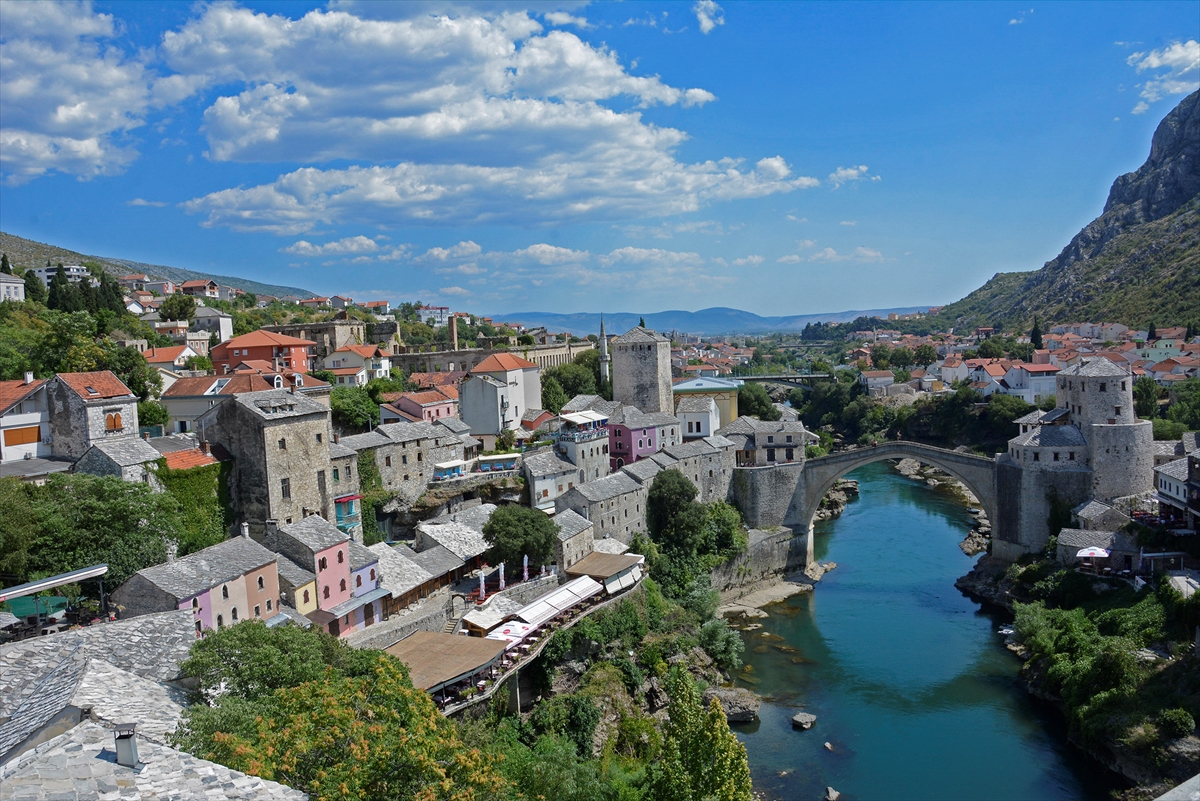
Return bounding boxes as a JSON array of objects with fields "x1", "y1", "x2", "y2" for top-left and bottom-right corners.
[
  {"x1": 199, "y1": 440, "x2": 210, "y2": 455},
  {"x1": 23, "y1": 371, "x2": 34, "y2": 385},
  {"x1": 265, "y1": 519, "x2": 280, "y2": 536},
  {"x1": 333, "y1": 432, "x2": 340, "y2": 444},
  {"x1": 240, "y1": 522, "x2": 250, "y2": 539},
  {"x1": 450, "y1": 316, "x2": 459, "y2": 352},
  {"x1": 165, "y1": 541, "x2": 177, "y2": 563},
  {"x1": 142, "y1": 432, "x2": 150, "y2": 441},
  {"x1": 114, "y1": 723, "x2": 139, "y2": 768}
]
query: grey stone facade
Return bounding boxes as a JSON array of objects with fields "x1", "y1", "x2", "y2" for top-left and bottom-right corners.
[
  {"x1": 553, "y1": 509, "x2": 594, "y2": 570},
  {"x1": 73, "y1": 438, "x2": 162, "y2": 486},
  {"x1": 611, "y1": 327, "x2": 673, "y2": 413},
  {"x1": 194, "y1": 389, "x2": 358, "y2": 536},
  {"x1": 340, "y1": 420, "x2": 465, "y2": 507},
  {"x1": 263, "y1": 319, "x2": 365, "y2": 360},
  {"x1": 45, "y1": 372, "x2": 139, "y2": 461}
]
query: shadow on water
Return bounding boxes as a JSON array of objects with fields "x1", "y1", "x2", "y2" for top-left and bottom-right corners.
[{"x1": 734, "y1": 462, "x2": 1128, "y2": 801}]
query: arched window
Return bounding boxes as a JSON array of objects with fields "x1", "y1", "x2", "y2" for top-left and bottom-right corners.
[
  {"x1": 340, "y1": 579, "x2": 347, "y2": 592},
  {"x1": 323, "y1": 586, "x2": 330, "y2": 600},
  {"x1": 356, "y1": 575, "x2": 362, "y2": 587},
  {"x1": 231, "y1": 607, "x2": 238, "y2": 621},
  {"x1": 337, "y1": 550, "x2": 344, "y2": 564},
  {"x1": 274, "y1": 375, "x2": 284, "y2": 389},
  {"x1": 191, "y1": 598, "x2": 198, "y2": 609},
  {"x1": 257, "y1": 576, "x2": 265, "y2": 590},
  {"x1": 319, "y1": 557, "x2": 327, "y2": 571},
  {"x1": 222, "y1": 585, "x2": 229, "y2": 599},
  {"x1": 303, "y1": 589, "x2": 310, "y2": 604},
  {"x1": 216, "y1": 614, "x2": 223, "y2": 628},
  {"x1": 105, "y1": 412, "x2": 123, "y2": 432},
  {"x1": 195, "y1": 621, "x2": 202, "y2": 635},
  {"x1": 370, "y1": 568, "x2": 376, "y2": 581}
]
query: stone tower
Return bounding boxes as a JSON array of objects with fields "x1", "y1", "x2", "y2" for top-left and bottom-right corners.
[
  {"x1": 598, "y1": 316, "x2": 611, "y2": 384},
  {"x1": 611, "y1": 326, "x2": 672, "y2": 413}
]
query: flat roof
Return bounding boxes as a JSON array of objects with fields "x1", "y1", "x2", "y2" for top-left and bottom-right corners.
[
  {"x1": 385, "y1": 630, "x2": 507, "y2": 692},
  {"x1": 565, "y1": 552, "x2": 644, "y2": 581}
]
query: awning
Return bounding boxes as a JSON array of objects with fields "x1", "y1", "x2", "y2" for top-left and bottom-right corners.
[
  {"x1": 435, "y1": 459, "x2": 468, "y2": 469},
  {"x1": 335, "y1": 493, "x2": 363, "y2": 503},
  {"x1": 327, "y1": 586, "x2": 391, "y2": 617},
  {"x1": 0, "y1": 564, "x2": 108, "y2": 603}
]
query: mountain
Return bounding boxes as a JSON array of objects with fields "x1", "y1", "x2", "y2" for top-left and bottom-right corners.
[
  {"x1": 492, "y1": 306, "x2": 932, "y2": 336},
  {"x1": 0, "y1": 231, "x2": 317, "y2": 300},
  {"x1": 932, "y1": 90, "x2": 1200, "y2": 331}
]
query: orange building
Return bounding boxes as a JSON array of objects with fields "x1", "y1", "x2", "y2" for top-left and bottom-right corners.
[{"x1": 211, "y1": 330, "x2": 317, "y2": 375}]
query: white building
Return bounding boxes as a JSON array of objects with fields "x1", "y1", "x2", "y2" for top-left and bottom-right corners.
[
  {"x1": 31, "y1": 264, "x2": 94, "y2": 287},
  {"x1": 419, "y1": 305, "x2": 451, "y2": 327},
  {"x1": 1155, "y1": 457, "x2": 1189, "y2": 519},
  {"x1": 0, "y1": 273, "x2": 26, "y2": 302},
  {"x1": 675, "y1": 395, "x2": 720, "y2": 440},
  {"x1": 193, "y1": 307, "x2": 234, "y2": 343},
  {"x1": 1000, "y1": 364, "x2": 1060, "y2": 404},
  {"x1": 460, "y1": 353, "x2": 541, "y2": 450},
  {"x1": 0, "y1": 375, "x2": 50, "y2": 463},
  {"x1": 325, "y1": 344, "x2": 392, "y2": 382}
]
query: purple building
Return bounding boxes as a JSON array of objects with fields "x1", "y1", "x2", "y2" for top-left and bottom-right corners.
[{"x1": 606, "y1": 406, "x2": 682, "y2": 470}]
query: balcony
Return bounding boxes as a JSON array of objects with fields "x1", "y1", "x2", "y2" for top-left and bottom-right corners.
[{"x1": 554, "y1": 427, "x2": 608, "y2": 444}]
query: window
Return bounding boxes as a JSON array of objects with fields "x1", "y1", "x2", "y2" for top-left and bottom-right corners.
[
  {"x1": 333, "y1": 468, "x2": 340, "y2": 482},
  {"x1": 767, "y1": 435, "x2": 774, "y2": 443},
  {"x1": 542, "y1": 489, "x2": 549, "y2": 498},
  {"x1": 195, "y1": 621, "x2": 202, "y2": 634},
  {"x1": 231, "y1": 607, "x2": 238, "y2": 621},
  {"x1": 216, "y1": 614, "x2": 223, "y2": 628},
  {"x1": 356, "y1": 575, "x2": 362, "y2": 587},
  {"x1": 340, "y1": 578, "x2": 347, "y2": 592},
  {"x1": 417, "y1": 453, "x2": 423, "y2": 461},
  {"x1": 370, "y1": 568, "x2": 376, "y2": 581},
  {"x1": 316, "y1": 433, "x2": 322, "y2": 443},
  {"x1": 266, "y1": 599, "x2": 272, "y2": 611},
  {"x1": 786, "y1": 435, "x2": 793, "y2": 443},
  {"x1": 1033, "y1": 452, "x2": 1040, "y2": 461},
  {"x1": 786, "y1": 448, "x2": 794, "y2": 461},
  {"x1": 385, "y1": 456, "x2": 392, "y2": 467},
  {"x1": 1099, "y1": 382, "x2": 1106, "y2": 392},
  {"x1": 401, "y1": 454, "x2": 407, "y2": 464},
  {"x1": 337, "y1": 550, "x2": 344, "y2": 563},
  {"x1": 1069, "y1": 452, "x2": 1075, "y2": 460},
  {"x1": 319, "y1": 556, "x2": 327, "y2": 570},
  {"x1": 192, "y1": 598, "x2": 198, "y2": 609},
  {"x1": 303, "y1": 589, "x2": 310, "y2": 604},
  {"x1": 105, "y1": 412, "x2": 123, "y2": 432},
  {"x1": 257, "y1": 576, "x2": 265, "y2": 590},
  {"x1": 281, "y1": 478, "x2": 291, "y2": 499},
  {"x1": 766, "y1": 448, "x2": 776, "y2": 462},
  {"x1": 254, "y1": 605, "x2": 261, "y2": 618},
  {"x1": 222, "y1": 585, "x2": 229, "y2": 599},
  {"x1": 323, "y1": 586, "x2": 330, "y2": 600},
  {"x1": 1053, "y1": 452, "x2": 1060, "y2": 461},
  {"x1": 1115, "y1": 406, "x2": 1121, "y2": 416},
  {"x1": 279, "y1": 438, "x2": 287, "y2": 450}
]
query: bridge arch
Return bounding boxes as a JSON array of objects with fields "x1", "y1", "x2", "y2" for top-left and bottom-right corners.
[{"x1": 794, "y1": 442, "x2": 998, "y2": 538}]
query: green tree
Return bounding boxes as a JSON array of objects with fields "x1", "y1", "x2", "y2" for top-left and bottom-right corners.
[
  {"x1": 541, "y1": 376, "x2": 569, "y2": 414},
  {"x1": 1148, "y1": 321, "x2": 1157, "y2": 340},
  {"x1": 889, "y1": 346, "x2": 915, "y2": 368},
  {"x1": 47, "y1": 265, "x2": 82, "y2": 312},
  {"x1": 1166, "y1": 377, "x2": 1200, "y2": 429},
  {"x1": 639, "y1": 317, "x2": 646, "y2": 327},
  {"x1": 983, "y1": 393, "x2": 1033, "y2": 439},
  {"x1": 737, "y1": 382, "x2": 780, "y2": 421},
  {"x1": 23, "y1": 270, "x2": 47, "y2": 304},
  {"x1": 977, "y1": 337, "x2": 1005, "y2": 359},
  {"x1": 159, "y1": 293, "x2": 197, "y2": 322},
  {"x1": 914, "y1": 343, "x2": 937, "y2": 366},
  {"x1": 647, "y1": 670, "x2": 753, "y2": 801},
  {"x1": 98, "y1": 342, "x2": 161, "y2": 401},
  {"x1": 0, "y1": 479, "x2": 35, "y2": 579},
  {"x1": 184, "y1": 354, "x2": 213, "y2": 371},
  {"x1": 481, "y1": 504, "x2": 559, "y2": 567},
  {"x1": 869, "y1": 343, "x2": 892, "y2": 368},
  {"x1": 330, "y1": 386, "x2": 379, "y2": 432},
  {"x1": 0, "y1": 253, "x2": 11, "y2": 274},
  {"x1": 1134, "y1": 375, "x2": 1160, "y2": 418},
  {"x1": 517, "y1": 333, "x2": 535, "y2": 346},
  {"x1": 137, "y1": 400, "x2": 169, "y2": 428},
  {"x1": 1030, "y1": 316, "x2": 1043, "y2": 349},
  {"x1": 545, "y1": 362, "x2": 597, "y2": 398}
]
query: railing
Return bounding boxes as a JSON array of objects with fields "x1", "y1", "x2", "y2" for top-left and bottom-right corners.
[{"x1": 554, "y1": 428, "x2": 608, "y2": 443}]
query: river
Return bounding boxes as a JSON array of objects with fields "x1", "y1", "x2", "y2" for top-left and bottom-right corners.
[{"x1": 733, "y1": 462, "x2": 1126, "y2": 801}]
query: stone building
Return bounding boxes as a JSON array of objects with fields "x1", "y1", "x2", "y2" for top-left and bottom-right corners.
[
  {"x1": 717, "y1": 417, "x2": 818, "y2": 466},
  {"x1": 611, "y1": 327, "x2": 673, "y2": 413},
  {"x1": 193, "y1": 389, "x2": 359, "y2": 537},
  {"x1": 340, "y1": 420, "x2": 465, "y2": 507},
  {"x1": 555, "y1": 472, "x2": 647, "y2": 543},
  {"x1": 74, "y1": 437, "x2": 163, "y2": 485},
  {"x1": 262, "y1": 319, "x2": 366, "y2": 362},
  {"x1": 676, "y1": 395, "x2": 720, "y2": 440},
  {"x1": 553, "y1": 509, "x2": 594, "y2": 570},
  {"x1": 45, "y1": 371, "x2": 139, "y2": 461},
  {"x1": 112, "y1": 533, "x2": 281, "y2": 634}
]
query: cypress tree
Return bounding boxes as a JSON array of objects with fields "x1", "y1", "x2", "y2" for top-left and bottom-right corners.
[
  {"x1": 1029, "y1": 316, "x2": 1043, "y2": 350},
  {"x1": 47, "y1": 265, "x2": 71, "y2": 310},
  {"x1": 1148, "y1": 321, "x2": 1157, "y2": 340},
  {"x1": 639, "y1": 316, "x2": 646, "y2": 327},
  {"x1": 23, "y1": 270, "x2": 46, "y2": 303},
  {"x1": 0, "y1": 254, "x2": 11, "y2": 274}
]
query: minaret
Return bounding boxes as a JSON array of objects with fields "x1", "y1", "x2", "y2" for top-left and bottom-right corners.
[{"x1": 598, "y1": 315, "x2": 611, "y2": 383}]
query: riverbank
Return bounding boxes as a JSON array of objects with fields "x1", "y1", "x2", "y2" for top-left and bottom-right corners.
[
  {"x1": 956, "y1": 556, "x2": 1200, "y2": 799},
  {"x1": 890, "y1": 457, "x2": 992, "y2": 555}
]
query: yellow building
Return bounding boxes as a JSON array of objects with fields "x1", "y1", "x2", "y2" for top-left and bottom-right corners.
[{"x1": 672, "y1": 377, "x2": 742, "y2": 429}]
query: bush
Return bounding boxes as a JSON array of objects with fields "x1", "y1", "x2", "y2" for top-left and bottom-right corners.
[
  {"x1": 1158, "y1": 708, "x2": 1196, "y2": 738},
  {"x1": 698, "y1": 618, "x2": 744, "y2": 671}
]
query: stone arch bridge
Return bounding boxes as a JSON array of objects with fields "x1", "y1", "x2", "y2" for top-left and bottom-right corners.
[{"x1": 731, "y1": 442, "x2": 1003, "y2": 568}]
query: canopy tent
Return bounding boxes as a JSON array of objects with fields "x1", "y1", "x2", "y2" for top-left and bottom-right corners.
[
  {"x1": 513, "y1": 576, "x2": 603, "y2": 629},
  {"x1": 1075, "y1": 547, "x2": 1110, "y2": 558}
]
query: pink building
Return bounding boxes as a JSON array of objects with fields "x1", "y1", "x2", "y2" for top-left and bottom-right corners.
[{"x1": 606, "y1": 406, "x2": 681, "y2": 470}]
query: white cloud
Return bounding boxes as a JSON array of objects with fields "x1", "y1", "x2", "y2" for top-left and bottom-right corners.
[
  {"x1": 828, "y1": 165, "x2": 881, "y2": 188},
  {"x1": 1127, "y1": 40, "x2": 1199, "y2": 113},
  {"x1": 440, "y1": 286, "x2": 471, "y2": 296},
  {"x1": 796, "y1": 239, "x2": 816, "y2": 248},
  {"x1": 786, "y1": 213, "x2": 808, "y2": 222},
  {"x1": 776, "y1": 254, "x2": 801, "y2": 264},
  {"x1": 693, "y1": 0, "x2": 724, "y2": 34},
  {"x1": 420, "y1": 240, "x2": 484, "y2": 261},
  {"x1": 513, "y1": 243, "x2": 589, "y2": 264},
  {"x1": 544, "y1": 11, "x2": 592, "y2": 29},
  {"x1": 0, "y1": 1, "x2": 164, "y2": 183},
  {"x1": 840, "y1": 220, "x2": 857, "y2": 226},
  {"x1": 808, "y1": 246, "x2": 884, "y2": 263},
  {"x1": 600, "y1": 247, "x2": 704, "y2": 267},
  {"x1": 281, "y1": 235, "x2": 380, "y2": 256},
  {"x1": 127, "y1": 198, "x2": 167, "y2": 207},
  {"x1": 1009, "y1": 8, "x2": 1034, "y2": 25},
  {"x1": 732, "y1": 255, "x2": 763, "y2": 266}
]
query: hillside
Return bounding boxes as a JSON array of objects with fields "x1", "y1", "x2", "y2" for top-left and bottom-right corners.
[
  {"x1": 932, "y1": 90, "x2": 1200, "y2": 331},
  {"x1": 0, "y1": 231, "x2": 316, "y2": 300},
  {"x1": 495, "y1": 306, "x2": 931, "y2": 336}
]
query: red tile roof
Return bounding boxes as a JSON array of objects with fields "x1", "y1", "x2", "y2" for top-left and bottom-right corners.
[
  {"x1": 220, "y1": 330, "x2": 316, "y2": 348},
  {"x1": 408, "y1": 371, "x2": 466, "y2": 388},
  {"x1": 335, "y1": 344, "x2": 386, "y2": 358},
  {"x1": 0, "y1": 378, "x2": 46, "y2": 414},
  {"x1": 55, "y1": 371, "x2": 134, "y2": 400},
  {"x1": 400, "y1": 390, "x2": 456, "y2": 406},
  {"x1": 143, "y1": 346, "x2": 189, "y2": 364},
  {"x1": 181, "y1": 279, "x2": 216, "y2": 289},
  {"x1": 162, "y1": 448, "x2": 219, "y2": 470},
  {"x1": 471, "y1": 353, "x2": 537, "y2": 373},
  {"x1": 232, "y1": 360, "x2": 277, "y2": 372},
  {"x1": 329, "y1": 367, "x2": 365, "y2": 375}
]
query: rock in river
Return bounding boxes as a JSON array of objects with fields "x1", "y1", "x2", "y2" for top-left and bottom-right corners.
[
  {"x1": 825, "y1": 787, "x2": 841, "y2": 801},
  {"x1": 792, "y1": 711, "x2": 817, "y2": 730},
  {"x1": 703, "y1": 686, "x2": 760, "y2": 722}
]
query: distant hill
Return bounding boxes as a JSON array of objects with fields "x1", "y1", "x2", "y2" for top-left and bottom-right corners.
[
  {"x1": 0, "y1": 231, "x2": 317, "y2": 300},
  {"x1": 930, "y1": 90, "x2": 1200, "y2": 332},
  {"x1": 493, "y1": 306, "x2": 932, "y2": 336}
]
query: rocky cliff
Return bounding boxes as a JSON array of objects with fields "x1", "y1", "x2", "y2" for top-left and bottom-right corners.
[{"x1": 934, "y1": 90, "x2": 1200, "y2": 330}]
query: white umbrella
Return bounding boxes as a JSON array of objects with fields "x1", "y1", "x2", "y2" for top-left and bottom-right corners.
[{"x1": 1076, "y1": 547, "x2": 1110, "y2": 558}]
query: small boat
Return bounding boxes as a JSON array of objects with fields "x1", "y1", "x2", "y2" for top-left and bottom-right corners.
[
  {"x1": 997, "y1": 626, "x2": 1014, "y2": 636},
  {"x1": 967, "y1": 508, "x2": 982, "y2": 515}
]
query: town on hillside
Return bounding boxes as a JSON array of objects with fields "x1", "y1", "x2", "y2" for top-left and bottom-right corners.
[{"x1": 1, "y1": 262, "x2": 1198, "y2": 796}]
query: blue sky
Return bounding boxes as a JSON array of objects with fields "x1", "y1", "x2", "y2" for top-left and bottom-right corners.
[{"x1": 1, "y1": 1, "x2": 1196, "y2": 317}]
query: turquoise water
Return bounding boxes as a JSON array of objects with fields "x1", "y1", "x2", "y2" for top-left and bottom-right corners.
[{"x1": 734, "y1": 462, "x2": 1125, "y2": 801}]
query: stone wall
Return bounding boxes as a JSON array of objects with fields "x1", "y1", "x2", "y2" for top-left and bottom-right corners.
[
  {"x1": 111, "y1": 574, "x2": 181, "y2": 619},
  {"x1": 708, "y1": 527, "x2": 811, "y2": 599},
  {"x1": 46, "y1": 380, "x2": 138, "y2": 461},
  {"x1": 346, "y1": 595, "x2": 454, "y2": 651},
  {"x1": 612, "y1": 339, "x2": 672, "y2": 413},
  {"x1": 993, "y1": 456, "x2": 1092, "y2": 558},
  {"x1": 730, "y1": 461, "x2": 805, "y2": 529},
  {"x1": 1088, "y1": 420, "x2": 1154, "y2": 500}
]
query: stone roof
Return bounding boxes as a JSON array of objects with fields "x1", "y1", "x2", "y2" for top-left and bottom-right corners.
[
  {"x1": 523, "y1": 448, "x2": 577, "y2": 478},
  {"x1": 347, "y1": 540, "x2": 378, "y2": 571},
  {"x1": 408, "y1": 544, "x2": 465, "y2": 576},
  {"x1": 275, "y1": 557, "x2": 316, "y2": 589},
  {"x1": 703, "y1": 434, "x2": 735, "y2": 449},
  {"x1": 1057, "y1": 528, "x2": 1137, "y2": 552},
  {"x1": 1014, "y1": 410, "x2": 1046, "y2": 425},
  {"x1": 649, "y1": 452, "x2": 677, "y2": 468},
  {"x1": 338, "y1": 430, "x2": 392, "y2": 451},
  {"x1": 367, "y1": 543, "x2": 434, "y2": 597},
  {"x1": 429, "y1": 502, "x2": 496, "y2": 533},
  {"x1": 275, "y1": 515, "x2": 347, "y2": 554},
  {"x1": 435, "y1": 417, "x2": 471, "y2": 435},
  {"x1": 131, "y1": 536, "x2": 278, "y2": 600},
  {"x1": 377, "y1": 420, "x2": 463, "y2": 446},
  {"x1": 609, "y1": 406, "x2": 680, "y2": 428},
  {"x1": 68, "y1": 659, "x2": 188, "y2": 745},
  {"x1": 233, "y1": 389, "x2": 328, "y2": 421},
  {"x1": 554, "y1": 509, "x2": 593, "y2": 541},
  {"x1": 591, "y1": 537, "x2": 629, "y2": 555},
  {"x1": 1059, "y1": 357, "x2": 1128, "y2": 377},
  {"x1": 613, "y1": 326, "x2": 668, "y2": 344},
  {"x1": 572, "y1": 472, "x2": 641, "y2": 503},
  {"x1": 562, "y1": 394, "x2": 601, "y2": 412},
  {"x1": 675, "y1": 395, "x2": 717, "y2": 414},
  {"x1": 329, "y1": 441, "x2": 357, "y2": 459},
  {"x1": 267, "y1": 604, "x2": 313, "y2": 629},
  {"x1": 664, "y1": 439, "x2": 719, "y2": 460},
  {"x1": 621, "y1": 459, "x2": 662, "y2": 484},
  {"x1": 1156, "y1": 457, "x2": 1189, "y2": 481},
  {"x1": 1071, "y1": 499, "x2": 1117, "y2": 520},
  {"x1": 417, "y1": 521, "x2": 489, "y2": 561},
  {"x1": 1009, "y1": 425, "x2": 1089, "y2": 447},
  {"x1": 0, "y1": 721, "x2": 307, "y2": 800},
  {"x1": 86, "y1": 437, "x2": 162, "y2": 467}
]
